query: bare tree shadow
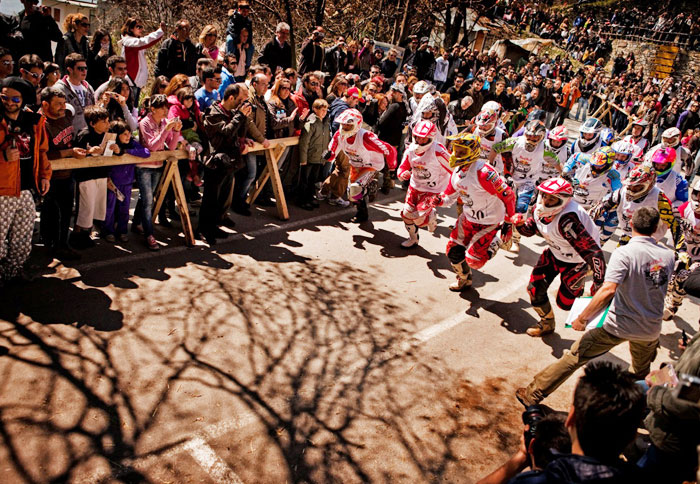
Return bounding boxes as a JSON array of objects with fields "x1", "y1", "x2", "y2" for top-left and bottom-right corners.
[{"x1": 0, "y1": 259, "x2": 510, "y2": 483}]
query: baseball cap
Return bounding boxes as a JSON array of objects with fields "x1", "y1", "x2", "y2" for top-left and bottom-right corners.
[{"x1": 347, "y1": 86, "x2": 360, "y2": 98}]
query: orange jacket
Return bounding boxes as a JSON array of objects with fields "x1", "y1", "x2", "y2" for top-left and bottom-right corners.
[
  {"x1": 0, "y1": 112, "x2": 52, "y2": 197},
  {"x1": 558, "y1": 83, "x2": 581, "y2": 110}
]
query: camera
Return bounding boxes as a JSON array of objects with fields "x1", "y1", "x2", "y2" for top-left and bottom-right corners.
[
  {"x1": 674, "y1": 373, "x2": 700, "y2": 406},
  {"x1": 522, "y1": 404, "x2": 545, "y2": 448}
]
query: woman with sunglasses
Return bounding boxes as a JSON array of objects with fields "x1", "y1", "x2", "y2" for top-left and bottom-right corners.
[
  {"x1": 118, "y1": 17, "x2": 166, "y2": 97},
  {"x1": 55, "y1": 14, "x2": 90, "y2": 75},
  {"x1": 197, "y1": 25, "x2": 220, "y2": 63}
]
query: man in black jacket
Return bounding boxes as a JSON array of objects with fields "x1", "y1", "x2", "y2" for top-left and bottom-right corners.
[
  {"x1": 199, "y1": 84, "x2": 250, "y2": 244},
  {"x1": 17, "y1": 0, "x2": 62, "y2": 63},
  {"x1": 376, "y1": 84, "x2": 408, "y2": 193},
  {"x1": 298, "y1": 27, "x2": 325, "y2": 75},
  {"x1": 259, "y1": 22, "x2": 292, "y2": 76},
  {"x1": 155, "y1": 20, "x2": 200, "y2": 79},
  {"x1": 225, "y1": 0, "x2": 253, "y2": 69}
]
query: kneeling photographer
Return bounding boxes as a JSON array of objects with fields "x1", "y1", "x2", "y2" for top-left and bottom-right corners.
[
  {"x1": 639, "y1": 327, "x2": 700, "y2": 484},
  {"x1": 477, "y1": 407, "x2": 570, "y2": 484}
]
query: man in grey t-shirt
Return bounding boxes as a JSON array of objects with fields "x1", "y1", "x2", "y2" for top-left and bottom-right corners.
[{"x1": 516, "y1": 207, "x2": 675, "y2": 406}]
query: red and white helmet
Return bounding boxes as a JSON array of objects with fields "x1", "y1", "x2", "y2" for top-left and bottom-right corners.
[
  {"x1": 625, "y1": 162, "x2": 656, "y2": 201},
  {"x1": 475, "y1": 109, "x2": 498, "y2": 136},
  {"x1": 336, "y1": 108, "x2": 363, "y2": 139},
  {"x1": 662, "y1": 127, "x2": 681, "y2": 148},
  {"x1": 412, "y1": 120, "x2": 437, "y2": 154},
  {"x1": 546, "y1": 125, "x2": 568, "y2": 150},
  {"x1": 534, "y1": 177, "x2": 573, "y2": 220},
  {"x1": 482, "y1": 100, "x2": 502, "y2": 116}
]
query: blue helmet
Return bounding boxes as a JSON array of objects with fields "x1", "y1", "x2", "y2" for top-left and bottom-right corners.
[{"x1": 600, "y1": 127, "x2": 615, "y2": 146}]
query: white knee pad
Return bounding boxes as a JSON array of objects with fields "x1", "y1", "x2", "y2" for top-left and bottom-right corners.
[{"x1": 348, "y1": 183, "x2": 364, "y2": 202}]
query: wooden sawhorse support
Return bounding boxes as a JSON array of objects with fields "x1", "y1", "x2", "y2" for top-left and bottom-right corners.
[
  {"x1": 152, "y1": 157, "x2": 196, "y2": 246},
  {"x1": 246, "y1": 144, "x2": 290, "y2": 220}
]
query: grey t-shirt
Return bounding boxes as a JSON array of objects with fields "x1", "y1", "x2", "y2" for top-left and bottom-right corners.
[{"x1": 603, "y1": 236, "x2": 675, "y2": 341}]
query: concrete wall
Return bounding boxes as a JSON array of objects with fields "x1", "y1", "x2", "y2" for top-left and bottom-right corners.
[{"x1": 610, "y1": 39, "x2": 700, "y2": 79}]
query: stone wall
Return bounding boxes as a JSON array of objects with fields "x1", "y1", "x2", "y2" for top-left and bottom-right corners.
[{"x1": 610, "y1": 39, "x2": 700, "y2": 79}]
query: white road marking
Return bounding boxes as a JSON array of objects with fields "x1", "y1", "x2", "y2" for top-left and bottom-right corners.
[{"x1": 183, "y1": 437, "x2": 246, "y2": 484}]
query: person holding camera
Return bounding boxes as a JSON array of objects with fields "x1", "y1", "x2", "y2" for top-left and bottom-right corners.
[
  {"x1": 298, "y1": 27, "x2": 326, "y2": 76},
  {"x1": 510, "y1": 362, "x2": 647, "y2": 483},
  {"x1": 17, "y1": 0, "x2": 62, "y2": 63},
  {"x1": 639, "y1": 330, "x2": 700, "y2": 483},
  {"x1": 477, "y1": 412, "x2": 570, "y2": 484},
  {"x1": 199, "y1": 83, "x2": 250, "y2": 244}
]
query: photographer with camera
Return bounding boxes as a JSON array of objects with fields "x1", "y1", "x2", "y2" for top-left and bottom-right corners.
[
  {"x1": 298, "y1": 27, "x2": 326, "y2": 76},
  {"x1": 199, "y1": 83, "x2": 250, "y2": 244},
  {"x1": 639, "y1": 329, "x2": 700, "y2": 483},
  {"x1": 477, "y1": 411, "x2": 570, "y2": 484},
  {"x1": 17, "y1": 0, "x2": 62, "y2": 63},
  {"x1": 507, "y1": 361, "x2": 647, "y2": 483}
]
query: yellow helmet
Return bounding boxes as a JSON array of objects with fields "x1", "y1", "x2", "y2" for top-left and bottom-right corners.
[{"x1": 447, "y1": 131, "x2": 481, "y2": 168}]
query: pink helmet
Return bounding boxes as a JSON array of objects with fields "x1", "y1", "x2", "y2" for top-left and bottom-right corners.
[
  {"x1": 650, "y1": 146, "x2": 676, "y2": 176},
  {"x1": 412, "y1": 120, "x2": 437, "y2": 154},
  {"x1": 336, "y1": 108, "x2": 363, "y2": 138}
]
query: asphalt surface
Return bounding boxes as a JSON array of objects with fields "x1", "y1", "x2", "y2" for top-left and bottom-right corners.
[
  {"x1": 1, "y1": 117, "x2": 697, "y2": 483},
  {"x1": 1, "y1": 183, "x2": 697, "y2": 484}
]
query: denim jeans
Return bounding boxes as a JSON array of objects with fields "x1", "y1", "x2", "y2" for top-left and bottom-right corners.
[
  {"x1": 515, "y1": 186, "x2": 535, "y2": 213},
  {"x1": 232, "y1": 153, "x2": 257, "y2": 206},
  {"x1": 133, "y1": 167, "x2": 162, "y2": 237},
  {"x1": 575, "y1": 97, "x2": 589, "y2": 122}
]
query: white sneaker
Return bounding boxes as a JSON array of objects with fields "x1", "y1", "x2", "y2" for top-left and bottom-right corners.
[
  {"x1": 316, "y1": 189, "x2": 328, "y2": 201},
  {"x1": 329, "y1": 197, "x2": 350, "y2": 207},
  {"x1": 427, "y1": 215, "x2": 437, "y2": 233}
]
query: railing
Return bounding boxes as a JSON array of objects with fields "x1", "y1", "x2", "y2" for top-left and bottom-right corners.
[
  {"x1": 596, "y1": 24, "x2": 696, "y2": 48},
  {"x1": 50, "y1": 137, "x2": 301, "y2": 247}
]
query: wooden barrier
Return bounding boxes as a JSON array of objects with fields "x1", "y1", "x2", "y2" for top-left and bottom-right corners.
[
  {"x1": 50, "y1": 137, "x2": 300, "y2": 247},
  {"x1": 590, "y1": 94, "x2": 635, "y2": 136}
]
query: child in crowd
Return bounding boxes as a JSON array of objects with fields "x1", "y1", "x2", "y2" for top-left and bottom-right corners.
[
  {"x1": 103, "y1": 120, "x2": 150, "y2": 243},
  {"x1": 71, "y1": 105, "x2": 116, "y2": 249},
  {"x1": 169, "y1": 87, "x2": 203, "y2": 186},
  {"x1": 297, "y1": 99, "x2": 331, "y2": 210},
  {"x1": 136, "y1": 94, "x2": 183, "y2": 251}
]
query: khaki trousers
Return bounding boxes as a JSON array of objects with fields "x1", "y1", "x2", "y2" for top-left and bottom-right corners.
[{"x1": 525, "y1": 327, "x2": 659, "y2": 403}]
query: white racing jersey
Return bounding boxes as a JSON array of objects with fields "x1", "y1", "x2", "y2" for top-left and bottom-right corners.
[
  {"x1": 400, "y1": 142, "x2": 452, "y2": 194},
  {"x1": 616, "y1": 186, "x2": 668, "y2": 241},
  {"x1": 680, "y1": 202, "x2": 700, "y2": 262},
  {"x1": 337, "y1": 128, "x2": 386, "y2": 171},
  {"x1": 536, "y1": 202, "x2": 600, "y2": 263},
  {"x1": 572, "y1": 164, "x2": 616, "y2": 209},
  {"x1": 443, "y1": 160, "x2": 508, "y2": 225},
  {"x1": 510, "y1": 137, "x2": 545, "y2": 190}
]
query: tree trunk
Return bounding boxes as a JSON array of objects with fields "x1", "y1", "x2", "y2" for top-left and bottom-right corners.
[
  {"x1": 397, "y1": 0, "x2": 411, "y2": 45},
  {"x1": 314, "y1": 0, "x2": 326, "y2": 28},
  {"x1": 391, "y1": 13, "x2": 400, "y2": 44},
  {"x1": 444, "y1": 5, "x2": 453, "y2": 47},
  {"x1": 283, "y1": 0, "x2": 297, "y2": 68},
  {"x1": 374, "y1": 0, "x2": 385, "y2": 39}
]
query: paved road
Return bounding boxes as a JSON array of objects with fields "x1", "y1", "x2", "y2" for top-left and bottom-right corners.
[{"x1": 0, "y1": 178, "x2": 696, "y2": 483}]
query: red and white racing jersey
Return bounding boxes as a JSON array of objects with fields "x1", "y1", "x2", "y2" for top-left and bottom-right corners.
[
  {"x1": 536, "y1": 202, "x2": 600, "y2": 264},
  {"x1": 441, "y1": 159, "x2": 515, "y2": 225},
  {"x1": 397, "y1": 142, "x2": 452, "y2": 194},
  {"x1": 328, "y1": 128, "x2": 396, "y2": 171}
]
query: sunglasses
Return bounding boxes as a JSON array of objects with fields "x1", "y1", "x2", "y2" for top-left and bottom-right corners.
[
  {"x1": 1, "y1": 94, "x2": 21, "y2": 104},
  {"x1": 21, "y1": 69, "x2": 44, "y2": 80},
  {"x1": 134, "y1": 24, "x2": 144, "y2": 29},
  {"x1": 2, "y1": 60, "x2": 13, "y2": 66},
  {"x1": 80, "y1": 22, "x2": 90, "y2": 27},
  {"x1": 309, "y1": 82, "x2": 320, "y2": 87},
  {"x1": 279, "y1": 87, "x2": 290, "y2": 91}
]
